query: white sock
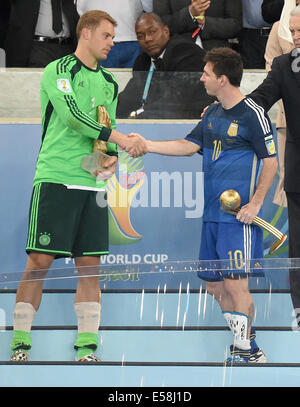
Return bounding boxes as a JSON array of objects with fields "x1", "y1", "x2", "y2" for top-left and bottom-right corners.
[
  {"x1": 13, "y1": 302, "x2": 36, "y2": 332},
  {"x1": 74, "y1": 302, "x2": 101, "y2": 334},
  {"x1": 223, "y1": 311, "x2": 250, "y2": 350},
  {"x1": 223, "y1": 311, "x2": 232, "y2": 329},
  {"x1": 231, "y1": 312, "x2": 250, "y2": 350}
]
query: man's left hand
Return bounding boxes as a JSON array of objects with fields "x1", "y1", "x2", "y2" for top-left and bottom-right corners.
[
  {"x1": 95, "y1": 155, "x2": 118, "y2": 180},
  {"x1": 236, "y1": 202, "x2": 261, "y2": 224}
]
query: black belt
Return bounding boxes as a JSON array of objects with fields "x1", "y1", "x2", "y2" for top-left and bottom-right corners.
[
  {"x1": 243, "y1": 27, "x2": 271, "y2": 37},
  {"x1": 33, "y1": 35, "x2": 73, "y2": 44}
]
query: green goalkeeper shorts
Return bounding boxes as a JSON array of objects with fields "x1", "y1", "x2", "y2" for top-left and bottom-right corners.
[{"x1": 26, "y1": 182, "x2": 109, "y2": 258}]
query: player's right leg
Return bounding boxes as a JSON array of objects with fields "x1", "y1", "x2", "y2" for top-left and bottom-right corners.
[
  {"x1": 199, "y1": 222, "x2": 266, "y2": 363},
  {"x1": 219, "y1": 223, "x2": 266, "y2": 363},
  {"x1": 10, "y1": 182, "x2": 69, "y2": 361},
  {"x1": 10, "y1": 253, "x2": 53, "y2": 361}
]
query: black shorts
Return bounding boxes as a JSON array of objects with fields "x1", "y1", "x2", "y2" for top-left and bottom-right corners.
[{"x1": 26, "y1": 183, "x2": 109, "y2": 258}]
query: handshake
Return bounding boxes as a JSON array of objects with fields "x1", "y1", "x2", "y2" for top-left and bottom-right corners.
[
  {"x1": 90, "y1": 132, "x2": 148, "y2": 179},
  {"x1": 119, "y1": 132, "x2": 148, "y2": 158}
]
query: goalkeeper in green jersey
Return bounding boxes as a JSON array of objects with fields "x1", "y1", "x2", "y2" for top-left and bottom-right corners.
[{"x1": 10, "y1": 10, "x2": 146, "y2": 362}]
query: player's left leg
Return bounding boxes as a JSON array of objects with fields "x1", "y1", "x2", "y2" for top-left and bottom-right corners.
[
  {"x1": 223, "y1": 276, "x2": 252, "y2": 362},
  {"x1": 198, "y1": 222, "x2": 251, "y2": 361},
  {"x1": 74, "y1": 256, "x2": 101, "y2": 362},
  {"x1": 205, "y1": 280, "x2": 233, "y2": 311},
  {"x1": 72, "y1": 190, "x2": 108, "y2": 362}
]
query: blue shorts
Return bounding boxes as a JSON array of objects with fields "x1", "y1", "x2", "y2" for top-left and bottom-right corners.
[{"x1": 198, "y1": 222, "x2": 263, "y2": 281}]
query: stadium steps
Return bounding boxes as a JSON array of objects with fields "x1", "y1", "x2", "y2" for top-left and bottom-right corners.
[
  {"x1": 1, "y1": 289, "x2": 299, "y2": 387},
  {"x1": 0, "y1": 289, "x2": 294, "y2": 326}
]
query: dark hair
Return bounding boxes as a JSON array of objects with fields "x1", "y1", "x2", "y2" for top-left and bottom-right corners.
[
  {"x1": 76, "y1": 10, "x2": 117, "y2": 39},
  {"x1": 204, "y1": 47, "x2": 243, "y2": 87},
  {"x1": 135, "y1": 12, "x2": 167, "y2": 28}
]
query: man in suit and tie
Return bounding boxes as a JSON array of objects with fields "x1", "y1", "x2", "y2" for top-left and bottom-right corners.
[
  {"x1": 117, "y1": 12, "x2": 215, "y2": 119},
  {"x1": 153, "y1": 0, "x2": 242, "y2": 50},
  {"x1": 249, "y1": 5, "x2": 300, "y2": 324},
  {"x1": 4, "y1": 0, "x2": 79, "y2": 67}
]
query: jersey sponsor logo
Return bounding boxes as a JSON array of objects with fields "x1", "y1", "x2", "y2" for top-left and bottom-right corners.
[
  {"x1": 227, "y1": 122, "x2": 239, "y2": 137},
  {"x1": 207, "y1": 122, "x2": 213, "y2": 130},
  {"x1": 57, "y1": 78, "x2": 72, "y2": 93}
]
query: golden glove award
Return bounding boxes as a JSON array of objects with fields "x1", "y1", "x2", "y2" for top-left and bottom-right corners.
[
  {"x1": 81, "y1": 106, "x2": 111, "y2": 176},
  {"x1": 220, "y1": 189, "x2": 287, "y2": 255}
]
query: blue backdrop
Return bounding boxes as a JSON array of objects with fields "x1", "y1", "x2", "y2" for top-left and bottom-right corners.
[{"x1": 0, "y1": 123, "x2": 289, "y2": 289}]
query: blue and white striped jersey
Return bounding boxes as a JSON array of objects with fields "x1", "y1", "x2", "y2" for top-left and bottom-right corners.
[{"x1": 185, "y1": 97, "x2": 276, "y2": 223}]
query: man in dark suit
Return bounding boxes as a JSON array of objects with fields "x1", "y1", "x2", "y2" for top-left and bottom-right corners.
[
  {"x1": 117, "y1": 13, "x2": 215, "y2": 119},
  {"x1": 4, "y1": 0, "x2": 79, "y2": 67},
  {"x1": 0, "y1": 1, "x2": 10, "y2": 50},
  {"x1": 261, "y1": 0, "x2": 284, "y2": 24},
  {"x1": 249, "y1": 5, "x2": 300, "y2": 323},
  {"x1": 153, "y1": 0, "x2": 242, "y2": 50}
]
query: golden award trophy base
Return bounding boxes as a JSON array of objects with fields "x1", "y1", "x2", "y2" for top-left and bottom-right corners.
[
  {"x1": 81, "y1": 106, "x2": 111, "y2": 177},
  {"x1": 220, "y1": 189, "x2": 287, "y2": 255}
]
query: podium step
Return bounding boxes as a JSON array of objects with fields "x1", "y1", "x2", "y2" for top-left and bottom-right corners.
[
  {"x1": 1, "y1": 328, "x2": 298, "y2": 363},
  {"x1": 1, "y1": 290, "x2": 295, "y2": 388},
  {"x1": 1, "y1": 361, "x2": 300, "y2": 387},
  {"x1": 0, "y1": 290, "x2": 294, "y2": 327}
]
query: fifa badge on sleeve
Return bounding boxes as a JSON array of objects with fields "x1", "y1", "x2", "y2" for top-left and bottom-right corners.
[{"x1": 264, "y1": 135, "x2": 276, "y2": 155}]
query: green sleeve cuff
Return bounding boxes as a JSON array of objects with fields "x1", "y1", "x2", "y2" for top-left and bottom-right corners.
[
  {"x1": 107, "y1": 142, "x2": 118, "y2": 157},
  {"x1": 107, "y1": 151, "x2": 119, "y2": 157},
  {"x1": 98, "y1": 126, "x2": 112, "y2": 142}
]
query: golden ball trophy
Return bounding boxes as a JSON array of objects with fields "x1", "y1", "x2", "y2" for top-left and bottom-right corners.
[
  {"x1": 220, "y1": 189, "x2": 287, "y2": 255},
  {"x1": 81, "y1": 106, "x2": 111, "y2": 176}
]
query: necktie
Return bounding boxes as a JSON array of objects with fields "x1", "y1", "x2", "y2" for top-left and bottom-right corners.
[
  {"x1": 51, "y1": 0, "x2": 62, "y2": 34},
  {"x1": 154, "y1": 57, "x2": 163, "y2": 70}
]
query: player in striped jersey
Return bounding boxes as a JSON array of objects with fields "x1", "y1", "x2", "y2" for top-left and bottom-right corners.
[
  {"x1": 10, "y1": 10, "x2": 146, "y2": 363},
  {"x1": 145, "y1": 48, "x2": 278, "y2": 363}
]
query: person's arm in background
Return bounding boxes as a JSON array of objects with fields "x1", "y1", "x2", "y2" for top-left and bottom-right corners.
[
  {"x1": 153, "y1": 0, "x2": 198, "y2": 35},
  {"x1": 264, "y1": 22, "x2": 286, "y2": 126},
  {"x1": 201, "y1": 0, "x2": 242, "y2": 41},
  {"x1": 248, "y1": 56, "x2": 282, "y2": 112}
]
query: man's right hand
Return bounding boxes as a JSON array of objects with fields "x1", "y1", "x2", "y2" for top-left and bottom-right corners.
[
  {"x1": 201, "y1": 101, "x2": 219, "y2": 119},
  {"x1": 108, "y1": 129, "x2": 147, "y2": 157},
  {"x1": 123, "y1": 133, "x2": 147, "y2": 157},
  {"x1": 189, "y1": 0, "x2": 211, "y2": 17}
]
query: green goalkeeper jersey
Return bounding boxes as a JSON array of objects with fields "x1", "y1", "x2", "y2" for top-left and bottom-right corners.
[{"x1": 34, "y1": 53, "x2": 119, "y2": 189}]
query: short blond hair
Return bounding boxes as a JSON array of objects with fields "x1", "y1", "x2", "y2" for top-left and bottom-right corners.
[{"x1": 76, "y1": 10, "x2": 117, "y2": 39}]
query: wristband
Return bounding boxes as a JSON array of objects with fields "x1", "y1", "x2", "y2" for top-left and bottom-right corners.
[{"x1": 195, "y1": 15, "x2": 205, "y2": 21}]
